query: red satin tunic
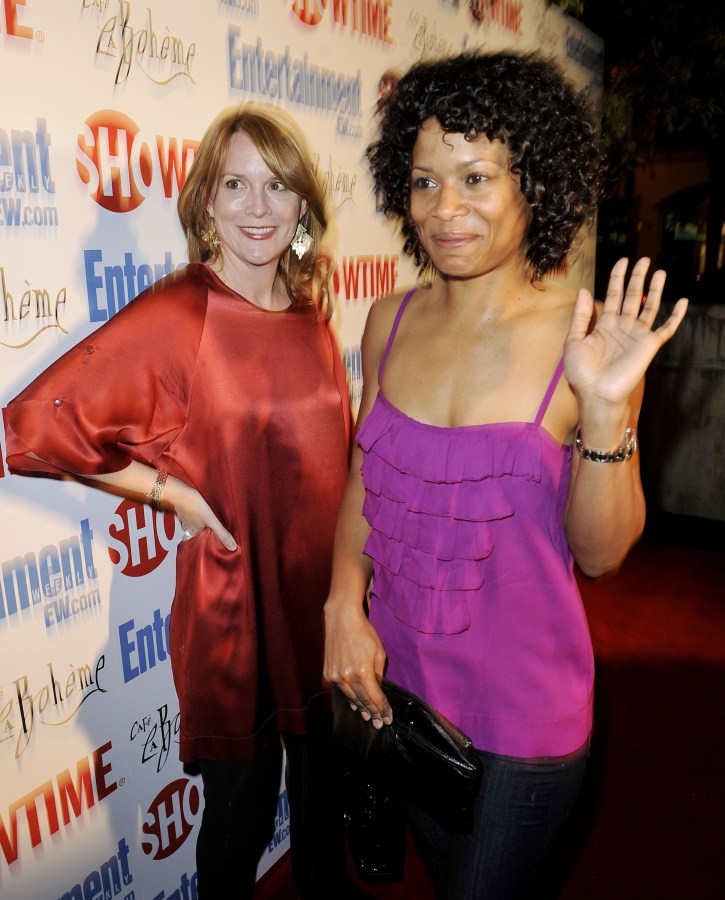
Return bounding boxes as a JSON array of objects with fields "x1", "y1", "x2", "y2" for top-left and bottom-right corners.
[{"x1": 6, "y1": 264, "x2": 352, "y2": 762}]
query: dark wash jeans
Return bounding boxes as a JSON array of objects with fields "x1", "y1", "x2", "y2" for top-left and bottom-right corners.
[
  {"x1": 196, "y1": 715, "x2": 360, "y2": 900},
  {"x1": 407, "y1": 741, "x2": 589, "y2": 900}
]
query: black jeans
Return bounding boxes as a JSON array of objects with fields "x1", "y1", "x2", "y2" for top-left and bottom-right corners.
[
  {"x1": 407, "y1": 741, "x2": 589, "y2": 900},
  {"x1": 196, "y1": 715, "x2": 360, "y2": 899}
]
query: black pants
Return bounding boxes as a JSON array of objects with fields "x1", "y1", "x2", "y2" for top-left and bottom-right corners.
[{"x1": 196, "y1": 715, "x2": 359, "y2": 899}]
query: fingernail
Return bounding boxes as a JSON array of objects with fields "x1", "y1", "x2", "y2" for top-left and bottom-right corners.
[
  {"x1": 372, "y1": 719, "x2": 383, "y2": 730},
  {"x1": 361, "y1": 710, "x2": 371, "y2": 721},
  {"x1": 349, "y1": 703, "x2": 358, "y2": 711},
  {"x1": 382, "y1": 716, "x2": 392, "y2": 726}
]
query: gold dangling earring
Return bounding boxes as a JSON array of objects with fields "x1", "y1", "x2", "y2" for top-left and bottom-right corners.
[
  {"x1": 410, "y1": 222, "x2": 436, "y2": 288},
  {"x1": 419, "y1": 257, "x2": 437, "y2": 289},
  {"x1": 201, "y1": 218, "x2": 221, "y2": 249},
  {"x1": 290, "y1": 222, "x2": 313, "y2": 259}
]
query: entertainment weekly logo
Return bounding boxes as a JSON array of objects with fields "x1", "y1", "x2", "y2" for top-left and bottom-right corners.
[
  {"x1": 107, "y1": 499, "x2": 180, "y2": 576},
  {"x1": 76, "y1": 110, "x2": 199, "y2": 213},
  {"x1": 0, "y1": 518, "x2": 102, "y2": 631},
  {"x1": 84, "y1": 247, "x2": 185, "y2": 322},
  {"x1": 343, "y1": 343, "x2": 362, "y2": 411},
  {"x1": 0, "y1": 119, "x2": 58, "y2": 231}
]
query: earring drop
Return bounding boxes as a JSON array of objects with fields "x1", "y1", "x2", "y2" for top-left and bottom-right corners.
[
  {"x1": 290, "y1": 222, "x2": 313, "y2": 259},
  {"x1": 201, "y1": 219, "x2": 221, "y2": 249}
]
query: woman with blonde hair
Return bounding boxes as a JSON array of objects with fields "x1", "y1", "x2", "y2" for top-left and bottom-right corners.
[{"x1": 6, "y1": 104, "x2": 362, "y2": 898}]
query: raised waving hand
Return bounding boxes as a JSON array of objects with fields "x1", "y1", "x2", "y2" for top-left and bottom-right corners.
[{"x1": 564, "y1": 257, "x2": 688, "y2": 409}]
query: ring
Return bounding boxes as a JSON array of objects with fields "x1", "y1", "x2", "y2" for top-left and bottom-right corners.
[{"x1": 182, "y1": 529, "x2": 193, "y2": 541}]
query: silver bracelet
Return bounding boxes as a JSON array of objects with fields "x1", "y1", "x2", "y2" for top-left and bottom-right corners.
[
  {"x1": 147, "y1": 469, "x2": 168, "y2": 509},
  {"x1": 575, "y1": 427, "x2": 636, "y2": 463}
]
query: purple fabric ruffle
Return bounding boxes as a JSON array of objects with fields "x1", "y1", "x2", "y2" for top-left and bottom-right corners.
[{"x1": 358, "y1": 393, "x2": 542, "y2": 635}]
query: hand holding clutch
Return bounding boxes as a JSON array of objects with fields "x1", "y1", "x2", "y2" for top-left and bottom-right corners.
[{"x1": 332, "y1": 678, "x2": 482, "y2": 833}]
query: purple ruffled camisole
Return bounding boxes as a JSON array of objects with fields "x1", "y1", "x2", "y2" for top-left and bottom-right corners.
[{"x1": 359, "y1": 288, "x2": 594, "y2": 758}]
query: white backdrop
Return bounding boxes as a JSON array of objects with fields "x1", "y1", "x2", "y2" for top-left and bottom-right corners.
[{"x1": 0, "y1": 2, "x2": 601, "y2": 897}]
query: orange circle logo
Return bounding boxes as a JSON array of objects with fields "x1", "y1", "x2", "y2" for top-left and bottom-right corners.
[{"x1": 291, "y1": 0, "x2": 328, "y2": 26}]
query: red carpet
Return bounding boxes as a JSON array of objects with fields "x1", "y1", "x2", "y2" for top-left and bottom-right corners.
[
  {"x1": 557, "y1": 518, "x2": 725, "y2": 899},
  {"x1": 257, "y1": 515, "x2": 725, "y2": 898}
]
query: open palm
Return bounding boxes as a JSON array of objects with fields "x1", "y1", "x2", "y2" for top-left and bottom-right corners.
[{"x1": 564, "y1": 257, "x2": 688, "y2": 407}]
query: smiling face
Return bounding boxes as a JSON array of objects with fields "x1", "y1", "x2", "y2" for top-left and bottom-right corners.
[
  {"x1": 206, "y1": 130, "x2": 307, "y2": 277},
  {"x1": 409, "y1": 118, "x2": 530, "y2": 282}
]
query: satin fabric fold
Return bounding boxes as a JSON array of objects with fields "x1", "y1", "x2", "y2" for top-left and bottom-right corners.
[{"x1": 6, "y1": 264, "x2": 351, "y2": 762}]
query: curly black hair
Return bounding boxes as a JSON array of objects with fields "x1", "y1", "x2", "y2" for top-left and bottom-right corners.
[{"x1": 367, "y1": 51, "x2": 605, "y2": 281}]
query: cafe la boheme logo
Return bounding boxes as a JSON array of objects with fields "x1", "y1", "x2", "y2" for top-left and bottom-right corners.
[{"x1": 82, "y1": 0, "x2": 196, "y2": 86}]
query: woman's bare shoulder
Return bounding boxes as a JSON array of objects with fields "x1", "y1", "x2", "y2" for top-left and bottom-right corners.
[
  {"x1": 535, "y1": 278, "x2": 578, "y2": 307},
  {"x1": 365, "y1": 287, "x2": 416, "y2": 342},
  {"x1": 527, "y1": 280, "x2": 585, "y2": 328}
]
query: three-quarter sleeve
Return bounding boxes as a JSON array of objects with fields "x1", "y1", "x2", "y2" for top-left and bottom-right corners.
[{"x1": 5, "y1": 268, "x2": 208, "y2": 478}]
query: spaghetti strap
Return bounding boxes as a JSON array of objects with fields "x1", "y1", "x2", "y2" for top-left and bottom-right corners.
[
  {"x1": 378, "y1": 287, "x2": 417, "y2": 386},
  {"x1": 534, "y1": 357, "x2": 565, "y2": 426}
]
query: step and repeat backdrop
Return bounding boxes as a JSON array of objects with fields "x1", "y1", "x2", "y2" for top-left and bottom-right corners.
[{"x1": 0, "y1": 2, "x2": 601, "y2": 897}]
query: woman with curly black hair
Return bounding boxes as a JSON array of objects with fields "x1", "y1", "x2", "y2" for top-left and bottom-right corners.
[{"x1": 324, "y1": 51, "x2": 688, "y2": 898}]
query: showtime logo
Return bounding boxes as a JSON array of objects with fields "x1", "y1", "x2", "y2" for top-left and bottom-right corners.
[
  {"x1": 0, "y1": 0, "x2": 35, "y2": 40},
  {"x1": 107, "y1": 499, "x2": 179, "y2": 577},
  {"x1": 141, "y1": 777, "x2": 201, "y2": 860},
  {"x1": 76, "y1": 109, "x2": 199, "y2": 213},
  {"x1": 291, "y1": 0, "x2": 393, "y2": 43},
  {"x1": 0, "y1": 741, "x2": 118, "y2": 867},
  {"x1": 331, "y1": 253, "x2": 399, "y2": 302},
  {"x1": 468, "y1": 0, "x2": 523, "y2": 35},
  {"x1": 291, "y1": 0, "x2": 325, "y2": 25}
]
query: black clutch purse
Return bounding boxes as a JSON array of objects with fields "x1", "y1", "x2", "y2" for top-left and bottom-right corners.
[{"x1": 332, "y1": 678, "x2": 483, "y2": 833}]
